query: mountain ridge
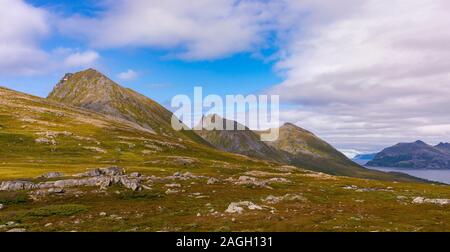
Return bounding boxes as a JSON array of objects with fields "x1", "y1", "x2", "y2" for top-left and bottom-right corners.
[{"x1": 367, "y1": 140, "x2": 450, "y2": 169}]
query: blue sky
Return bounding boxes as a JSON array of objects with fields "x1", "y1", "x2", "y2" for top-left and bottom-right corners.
[
  {"x1": 3, "y1": 0, "x2": 281, "y2": 105},
  {"x1": 2, "y1": 0, "x2": 450, "y2": 156}
]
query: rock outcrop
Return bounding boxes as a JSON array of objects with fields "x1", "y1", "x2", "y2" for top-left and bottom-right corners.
[{"x1": 0, "y1": 167, "x2": 143, "y2": 192}]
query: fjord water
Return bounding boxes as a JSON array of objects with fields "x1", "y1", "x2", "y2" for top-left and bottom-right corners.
[{"x1": 367, "y1": 166, "x2": 450, "y2": 184}]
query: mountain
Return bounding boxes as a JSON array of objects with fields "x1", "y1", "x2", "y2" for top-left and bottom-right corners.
[
  {"x1": 263, "y1": 123, "x2": 407, "y2": 179},
  {"x1": 197, "y1": 116, "x2": 421, "y2": 181},
  {"x1": 47, "y1": 68, "x2": 206, "y2": 144},
  {"x1": 194, "y1": 114, "x2": 289, "y2": 163},
  {"x1": 266, "y1": 123, "x2": 350, "y2": 162},
  {"x1": 367, "y1": 140, "x2": 450, "y2": 169}
]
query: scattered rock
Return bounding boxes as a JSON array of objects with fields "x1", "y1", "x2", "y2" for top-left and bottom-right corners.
[
  {"x1": 39, "y1": 172, "x2": 64, "y2": 179},
  {"x1": 342, "y1": 185, "x2": 391, "y2": 192},
  {"x1": 168, "y1": 171, "x2": 204, "y2": 181},
  {"x1": 44, "y1": 223, "x2": 53, "y2": 227},
  {"x1": 412, "y1": 197, "x2": 425, "y2": 204},
  {"x1": 99, "y1": 212, "x2": 107, "y2": 217},
  {"x1": 0, "y1": 204, "x2": 3, "y2": 210},
  {"x1": 267, "y1": 178, "x2": 290, "y2": 184},
  {"x1": 0, "y1": 180, "x2": 36, "y2": 191},
  {"x1": 100, "y1": 167, "x2": 125, "y2": 176},
  {"x1": 130, "y1": 172, "x2": 141, "y2": 177},
  {"x1": 165, "y1": 189, "x2": 179, "y2": 194},
  {"x1": 233, "y1": 176, "x2": 271, "y2": 189},
  {"x1": 412, "y1": 197, "x2": 450, "y2": 205},
  {"x1": 207, "y1": 178, "x2": 220, "y2": 185},
  {"x1": 225, "y1": 201, "x2": 263, "y2": 214},
  {"x1": 109, "y1": 215, "x2": 123, "y2": 221},
  {"x1": 262, "y1": 194, "x2": 307, "y2": 204},
  {"x1": 165, "y1": 183, "x2": 181, "y2": 188},
  {"x1": 119, "y1": 177, "x2": 142, "y2": 191},
  {"x1": 74, "y1": 167, "x2": 125, "y2": 177},
  {"x1": 48, "y1": 188, "x2": 65, "y2": 194}
]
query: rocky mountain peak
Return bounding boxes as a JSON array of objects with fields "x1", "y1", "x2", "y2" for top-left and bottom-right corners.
[{"x1": 47, "y1": 69, "x2": 207, "y2": 143}]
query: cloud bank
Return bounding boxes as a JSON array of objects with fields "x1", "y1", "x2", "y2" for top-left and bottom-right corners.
[
  {"x1": 270, "y1": 0, "x2": 450, "y2": 151},
  {"x1": 60, "y1": 0, "x2": 277, "y2": 60}
]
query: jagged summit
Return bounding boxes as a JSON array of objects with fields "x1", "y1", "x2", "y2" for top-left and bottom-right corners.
[{"x1": 47, "y1": 69, "x2": 206, "y2": 143}]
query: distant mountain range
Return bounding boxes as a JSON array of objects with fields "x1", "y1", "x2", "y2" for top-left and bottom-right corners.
[{"x1": 366, "y1": 140, "x2": 450, "y2": 169}]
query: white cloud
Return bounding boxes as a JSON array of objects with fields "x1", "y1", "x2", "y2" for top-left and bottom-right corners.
[
  {"x1": 269, "y1": 0, "x2": 450, "y2": 152},
  {"x1": 60, "y1": 0, "x2": 277, "y2": 60},
  {"x1": 0, "y1": 1, "x2": 100, "y2": 75},
  {"x1": 0, "y1": 0, "x2": 49, "y2": 74},
  {"x1": 118, "y1": 69, "x2": 138, "y2": 81},
  {"x1": 63, "y1": 50, "x2": 99, "y2": 68}
]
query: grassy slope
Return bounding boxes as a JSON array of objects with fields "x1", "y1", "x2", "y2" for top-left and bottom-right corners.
[{"x1": 1, "y1": 86, "x2": 450, "y2": 231}]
